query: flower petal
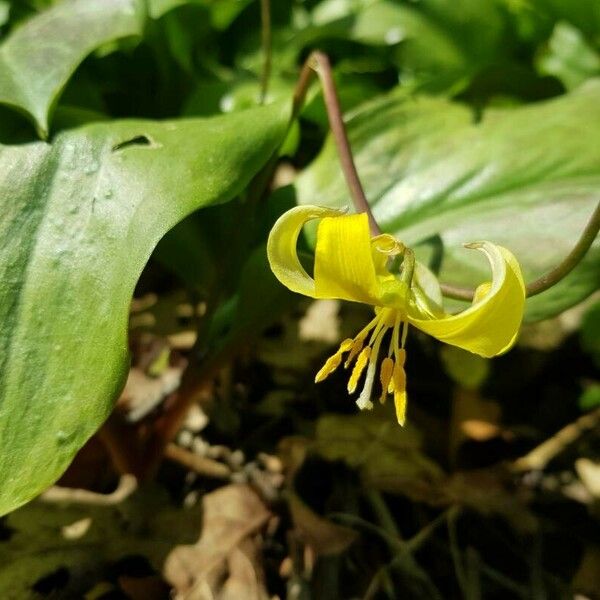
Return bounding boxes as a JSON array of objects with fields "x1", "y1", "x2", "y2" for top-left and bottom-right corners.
[
  {"x1": 267, "y1": 205, "x2": 343, "y2": 298},
  {"x1": 407, "y1": 242, "x2": 525, "y2": 357},
  {"x1": 314, "y1": 212, "x2": 383, "y2": 304}
]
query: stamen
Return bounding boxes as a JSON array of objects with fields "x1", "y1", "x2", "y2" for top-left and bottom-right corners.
[
  {"x1": 356, "y1": 328, "x2": 385, "y2": 410},
  {"x1": 347, "y1": 347, "x2": 371, "y2": 393},
  {"x1": 394, "y1": 389, "x2": 408, "y2": 426},
  {"x1": 389, "y1": 311, "x2": 401, "y2": 357},
  {"x1": 392, "y1": 362, "x2": 407, "y2": 425},
  {"x1": 401, "y1": 321, "x2": 409, "y2": 348},
  {"x1": 395, "y1": 348, "x2": 406, "y2": 368},
  {"x1": 315, "y1": 338, "x2": 353, "y2": 383},
  {"x1": 343, "y1": 313, "x2": 381, "y2": 368},
  {"x1": 368, "y1": 316, "x2": 387, "y2": 345},
  {"x1": 379, "y1": 357, "x2": 394, "y2": 404},
  {"x1": 344, "y1": 338, "x2": 364, "y2": 368}
]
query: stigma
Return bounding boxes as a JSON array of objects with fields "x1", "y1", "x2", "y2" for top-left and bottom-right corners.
[{"x1": 315, "y1": 307, "x2": 408, "y2": 425}]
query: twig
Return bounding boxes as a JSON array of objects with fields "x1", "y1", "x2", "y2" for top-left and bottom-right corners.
[
  {"x1": 40, "y1": 474, "x2": 137, "y2": 505},
  {"x1": 513, "y1": 406, "x2": 600, "y2": 472},
  {"x1": 164, "y1": 443, "x2": 232, "y2": 479},
  {"x1": 259, "y1": 0, "x2": 271, "y2": 104}
]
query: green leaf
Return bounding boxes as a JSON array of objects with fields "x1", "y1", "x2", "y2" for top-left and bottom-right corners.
[
  {"x1": 0, "y1": 101, "x2": 290, "y2": 516},
  {"x1": 0, "y1": 482, "x2": 201, "y2": 597},
  {"x1": 580, "y1": 300, "x2": 600, "y2": 367},
  {"x1": 579, "y1": 384, "x2": 600, "y2": 411},
  {"x1": 314, "y1": 412, "x2": 443, "y2": 499},
  {"x1": 0, "y1": 1, "x2": 9, "y2": 28},
  {"x1": 307, "y1": 0, "x2": 508, "y2": 94},
  {"x1": 440, "y1": 346, "x2": 490, "y2": 391},
  {"x1": 295, "y1": 82, "x2": 600, "y2": 321},
  {"x1": 537, "y1": 21, "x2": 600, "y2": 90},
  {"x1": 0, "y1": 0, "x2": 146, "y2": 138}
]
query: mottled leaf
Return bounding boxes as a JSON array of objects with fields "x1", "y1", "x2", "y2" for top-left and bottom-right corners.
[{"x1": 0, "y1": 101, "x2": 290, "y2": 516}]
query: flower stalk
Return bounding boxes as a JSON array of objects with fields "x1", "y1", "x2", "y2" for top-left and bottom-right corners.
[{"x1": 293, "y1": 51, "x2": 600, "y2": 301}]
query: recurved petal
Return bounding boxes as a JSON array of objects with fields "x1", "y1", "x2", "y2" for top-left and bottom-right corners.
[
  {"x1": 314, "y1": 212, "x2": 383, "y2": 304},
  {"x1": 407, "y1": 242, "x2": 525, "y2": 358},
  {"x1": 267, "y1": 205, "x2": 343, "y2": 298}
]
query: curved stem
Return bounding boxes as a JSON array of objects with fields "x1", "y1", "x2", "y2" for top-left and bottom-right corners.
[
  {"x1": 259, "y1": 0, "x2": 271, "y2": 104},
  {"x1": 525, "y1": 201, "x2": 600, "y2": 297},
  {"x1": 441, "y1": 201, "x2": 600, "y2": 301},
  {"x1": 440, "y1": 282, "x2": 475, "y2": 302},
  {"x1": 308, "y1": 51, "x2": 380, "y2": 236}
]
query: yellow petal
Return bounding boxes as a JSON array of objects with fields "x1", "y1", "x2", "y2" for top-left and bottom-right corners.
[
  {"x1": 314, "y1": 212, "x2": 383, "y2": 304},
  {"x1": 267, "y1": 205, "x2": 344, "y2": 298},
  {"x1": 407, "y1": 242, "x2": 525, "y2": 358}
]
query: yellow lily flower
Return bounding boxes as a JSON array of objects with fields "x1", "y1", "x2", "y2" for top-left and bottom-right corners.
[{"x1": 267, "y1": 205, "x2": 525, "y2": 425}]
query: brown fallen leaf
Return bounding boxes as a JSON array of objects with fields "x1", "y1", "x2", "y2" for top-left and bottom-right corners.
[
  {"x1": 443, "y1": 469, "x2": 538, "y2": 534},
  {"x1": 220, "y1": 537, "x2": 269, "y2": 600},
  {"x1": 164, "y1": 484, "x2": 272, "y2": 598},
  {"x1": 286, "y1": 492, "x2": 358, "y2": 557}
]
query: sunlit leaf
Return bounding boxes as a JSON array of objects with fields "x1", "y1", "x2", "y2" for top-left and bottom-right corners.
[
  {"x1": 537, "y1": 21, "x2": 600, "y2": 90},
  {"x1": 0, "y1": 101, "x2": 290, "y2": 516},
  {"x1": 0, "y1": 0, "x2": 146, "y2": 137}
]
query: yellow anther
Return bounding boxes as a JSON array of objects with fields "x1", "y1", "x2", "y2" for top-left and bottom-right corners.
[
  {"x1": 315, "y1": 339, "x2": 353, "y2": 383},
  {"x1": 394, "y1": 389, "x2": 407, "y2": 426},
  {"x1": 338, "y1": 338, "x2": 354, "y2": 353},
  {"x1": 379, "y1": 357, "x2": 394, "y2": 403},
  {"x1": 391, "y1": 362, "x2": 407, "y2": 425},
  {"x1": 392, "y1": 362, "x2": 406, "y2": 394},
  {"x1": 348, "y1": 346, "x2": 371, "y2": 393},
  {"x1": 344, "y1": 338, "x2": 365, "y2": 368}
]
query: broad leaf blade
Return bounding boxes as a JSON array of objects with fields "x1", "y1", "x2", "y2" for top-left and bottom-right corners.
[
  {"x1": 0, "y1": 101, "x2": 290, "y2": 516},
  {"x1": 0, "y1": 0, "x2": 146, "y2": 137},
  {"x1": 295, "y1": 82, "x2": 600, "y2": 321}
]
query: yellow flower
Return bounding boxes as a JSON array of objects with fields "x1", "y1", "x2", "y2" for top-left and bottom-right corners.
[{"x1": 267, "y1": 206, "x2": 525, "y2": 425}]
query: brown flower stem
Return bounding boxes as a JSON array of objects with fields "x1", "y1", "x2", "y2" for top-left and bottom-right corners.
[
  {"x1": 311, "y1": 52, "x2": 380, "y2": 236},
  {"x1": 292, "y1": 51, "x2": 380, "y2": 236},
  {"x1": 438, "y1": 283, "x2": 475, "y2": 302},
  {"x1": 259, "y1": 0, "x2": 271, "y2": 104}
]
